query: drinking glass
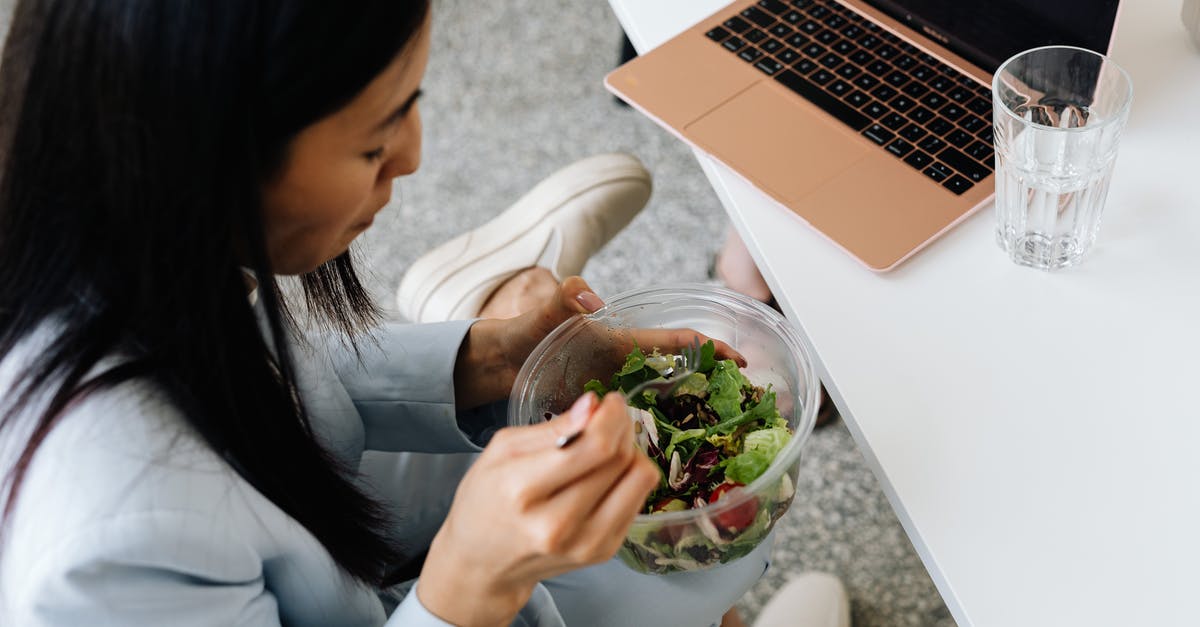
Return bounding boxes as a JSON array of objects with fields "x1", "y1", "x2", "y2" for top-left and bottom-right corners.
[{"x1": 992, "y1": 46, "x2": 1133, "y2": 270}]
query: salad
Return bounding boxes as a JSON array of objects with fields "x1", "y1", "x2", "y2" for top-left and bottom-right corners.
[{"x1": 583, "y1": 339, "x2": 798, "y2": 573}]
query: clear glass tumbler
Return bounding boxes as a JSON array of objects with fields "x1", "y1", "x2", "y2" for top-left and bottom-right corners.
[{"x1": 992, "y1": 46, "x2": 1133, "y2": 270}]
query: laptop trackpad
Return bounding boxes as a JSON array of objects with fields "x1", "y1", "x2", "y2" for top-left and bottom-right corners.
[{"x1": 685, "y1": 81, "x2": 867, "y2": 202}]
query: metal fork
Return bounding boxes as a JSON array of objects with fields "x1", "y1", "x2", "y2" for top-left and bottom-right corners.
[
  {"x1": 556, "y1": 336, "x2": 704, "y2": 449},
  {"x1": 622, "y1": 336, "x2": 703, "y2": 403}
]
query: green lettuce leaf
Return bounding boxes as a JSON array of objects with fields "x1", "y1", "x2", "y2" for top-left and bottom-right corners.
[
  {"x1": 672, "y1": 372, "x2": 708, "y2": 398},
  {"x1": 709, "y1": 389, "x2": 778, "y2": 435},
  {"x1": 706, "y1": 360, "x2": 748, "y2": 421},
  {"x1": 722, "y1": 449, "x2": 772, "y2": 484},
  {"x1": 743, "y1": 426, "x2": 791, "y2": 460},
  {"x1": 617, "y1": 342, "x2": 646, "y2": 376},
  {"x1": 698, "y1": 339, "x2": 718, "y2": 374},
  {"x1": 583, "y1": 378, "x2": 608, "y2": 397}
]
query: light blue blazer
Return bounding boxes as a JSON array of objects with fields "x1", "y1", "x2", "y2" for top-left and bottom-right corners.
[{"x1": 0, "y1": 319, "x2": 770, "y2": 626}]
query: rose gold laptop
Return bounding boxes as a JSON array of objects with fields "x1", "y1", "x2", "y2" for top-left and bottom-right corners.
[{"x1": 607, "y1": 0, "x2": 1122, "y2": 271}]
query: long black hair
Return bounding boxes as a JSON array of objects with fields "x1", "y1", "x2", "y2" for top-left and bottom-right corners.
[{"x1": 0, "y1": 0, "x2": 430, "y2": 585}]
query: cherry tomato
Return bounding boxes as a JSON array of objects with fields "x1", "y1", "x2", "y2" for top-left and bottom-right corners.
[{"x1": 709, "y1": 482, "x2": 757, "y2": 532}]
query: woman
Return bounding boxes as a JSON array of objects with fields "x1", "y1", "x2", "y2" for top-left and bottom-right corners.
[
  {"x1": 0, "y1": 1, "x2": 660, "y2": 624},
  {"x1": 0, "y1": 1, "x2": 776, "y2": 626}
]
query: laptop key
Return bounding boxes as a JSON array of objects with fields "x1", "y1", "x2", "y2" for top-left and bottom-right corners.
[
  {"x1": 842, "y1": 24, "x2": 864, "y2": 39},
  {"x1": 894, "y1": 55, "x2": 917, "y2": 70},
  {"x1": 799, "y1": 20, "x2": 821, "y2": 34},
  {"x1": 820, "y1": 53, "x2": 844, "y2": 68},
  {"x1": 923, "y1": 163, "x2": 950, "y2": 182},
  {"x1": 742, "y1": 7, "x2": 776, "y2": 28},
  {"x1": 904, "y1": 150, "x2": 934, "y2": 171},
  {"x1": 775, "y1": 70, "x2": 871, "y2": 130},
  {"x1": 816, "y1": 29, "x2": 838, "y2": 44},
  {"x1": 903, "y1": 82, "x2": 929, "y2": 98},
  {"x1": 881, "y1": 112, "x2": 907, "y2": 130},
  {"x1": 824, "y1": 14, "x2": 848, "y2": 29},
  {"x1": 739, "y1": 48, "x2": 765, "y2": 63},
  {"x1": 862, "y1": 100, "x2": 887, "y2": 118},
  {"x1": 947, "y1": 86, "x2": 972, "y2": 102},
  {"x1": 890, "y1": 95, "x2": 916, "y2": 112},
  {"x1": 850, "y1": 49, "x2": 873, "y2": 65},
  {"x1": 723, "y1": 37, "x2": 747, "y2": 52},
  {"x1": 846, "y1": 90, "x2": 869, "y2": 107},
  {"x1": 866, "y1": 60, "x2": 891, "y2": 76},
  {"x1": 966, "y1": 97, "x2": 992, "y2": 116},
  {"x1": 977, "y1": 126, "x2": 994, "y2": 145},
  {"x1": 920, "y1": 93, "x2": 946, "y2": 109},
  {"x1": 938, "y1": 146, "x2": 990, "y2": 182},
  {"x1": 787, "y1": 33, "x2": 809, "y2": 47},
  {"x1": 918, "y1": 136, "x2": 946, "y2": 154},
  {"x1": 900, "y1": 123, "x2": 927, "y2": 142},
  {"x1": 854, "y1": 73, "x2": 879, "y2": 90},
  {"x1": 724, "y1": 16, "x2": 752, "y2": 33},
  {"x1": 783, "y1": 10, "x2": 805, "y2": 24},
  {"x1": 802, "y1": 42, "x2": 825, "y2": 57},
  {"x1": 875, "y1": 44, "x2": 899, "y2": 59},
  {"x1": 771, "y1": 23, "x2": 795, "y2": 38},
  {"x1": 918, "y1": 52, "x2": 938, "y2": 65},
  {"x1": 833, "y1": 40, "x2": 856, "y2": 55},
  {"x1": 885, "y1": 71, "x2": 909, "y2": 87},
  {"x1": 941, "y1": 104, "x2": 966, "y2": 121},
  {"x1": 755, "y1": 58, "x2": 784, "y2": 75},
  {"x1": 837, "y1": 64, "x2": 861, "y2": 79},
  {"x1": 758, "y1": 0, "x2": 790, "y2": 15},
  {"x1": 778, "y1": 49, "x2": 801, "y2": 64},
  {"x1": 942, "y1": 175, "x2": 974, "y2": 195},
  {"x1": 745, "y1": 28, "x2": 768, "y2": 43},
  {"x1": 763, "y1": 38, "x2": 784, "y2": 54},
  {"x1": 908, "y1": 106, "x2": 935, "y2": 124},
  {"x1": 959, "y1": 114, "x2": 986, "y2": 134},
  {"x1": 791, "y1": 0, "x2": 812, "y2": 6},
  {"x1": 886, "y1": 138, "x2": 915, "y2": 157},
  {"x1": 931, "y1": 77, "x2": 955, "y2": 93},
  {"x1": 829, "y1": 79, "x2": 852, "y2": 96},
  {"x1": 928, "y1": 118, "x2": 953, "y2": 136},
  {"x1": 965, "y1": 140, "x2": 994, "y2": 163},
  {"x1": 946, "y1": 129, "x2": 973, "y2": 148},
  {"x1": 911, "y1": 65, "x2": 934, "y2": 82},
  {"x1": 807, "y1": 5, "x2": 831, "y2": 19},
  {"x1": 706, "y1": 26, "x2": 731, "y2": 42},
  {"x1": 858, "y1": 35, "x2": 881, "y2": 49},
  {"x1": 871, "y1": 85, "x2": 898, "y2": 101},
  {"x1": 862, "y1": 123, "x2": 896, "y2": 145},
  {"x1": 793, "y1": 58, "x2": 818, "y2": 74}
]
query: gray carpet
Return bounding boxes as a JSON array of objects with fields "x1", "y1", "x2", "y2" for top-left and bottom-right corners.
[{"x1": 0, "y1": 1, "x2": 954, "y2": 624}]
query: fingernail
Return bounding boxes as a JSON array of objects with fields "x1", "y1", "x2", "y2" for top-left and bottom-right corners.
[
  {"x1": 569, "y1": 392, "x2": 597, "y2": 427},
  {"x1": 575, "y1": 291, "x2": 605, "y2": 313}
]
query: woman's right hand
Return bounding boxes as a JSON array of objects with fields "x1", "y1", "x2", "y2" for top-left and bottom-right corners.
[{"x1": 417, "y1": 392, "x2": 659, "y2": 627}]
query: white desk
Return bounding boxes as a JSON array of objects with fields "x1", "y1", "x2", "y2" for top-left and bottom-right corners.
[{"x1": 610, "y1": 2, "x2": 1200, "y2": 625}]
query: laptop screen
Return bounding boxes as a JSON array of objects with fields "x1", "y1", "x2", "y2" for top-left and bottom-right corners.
[{"x1": 861, "y1": 0, "x2": 1121, "y2": 74}]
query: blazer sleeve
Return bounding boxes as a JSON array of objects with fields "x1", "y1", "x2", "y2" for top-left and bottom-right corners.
[{"x1": 323, "y1": 320, "x2": 500, "y2": 454}]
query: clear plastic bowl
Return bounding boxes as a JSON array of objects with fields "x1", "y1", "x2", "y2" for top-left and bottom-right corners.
[{"x1": 509, "y1": 284, "x2": 820, "y2": 574}]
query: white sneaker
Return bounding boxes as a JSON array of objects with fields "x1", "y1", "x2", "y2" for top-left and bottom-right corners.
[
  {"x1": 752, "y1": 573, "x2": 851, "y2": 627},
  {"x1": 395, "y1": 153, "x2": 651, "y2": 322}
]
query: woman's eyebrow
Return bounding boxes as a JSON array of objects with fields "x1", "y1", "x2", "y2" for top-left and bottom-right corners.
[{"x1": 374, "y1": 88, "x2": 423, "y2": 132}]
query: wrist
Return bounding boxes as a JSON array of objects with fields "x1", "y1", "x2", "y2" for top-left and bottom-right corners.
[
  {"x1": 419, "y1": 530, "x2": 533, "y2": 627},
  {"x1": 453, "y1": 319, "x2": 519, "y2": 408}
]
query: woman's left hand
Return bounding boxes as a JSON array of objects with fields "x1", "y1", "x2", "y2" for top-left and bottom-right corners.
[
  {"x1": 452, "y1": 276, "x2": 744, "y2": 409},
  {"x1": 452, "y1": 276, "x2": 600, "y2": 409}
]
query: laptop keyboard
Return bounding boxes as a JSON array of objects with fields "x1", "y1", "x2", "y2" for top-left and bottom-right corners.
[{"x1": 705, "y1": 0, "x2": 995, "y2": 196}]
